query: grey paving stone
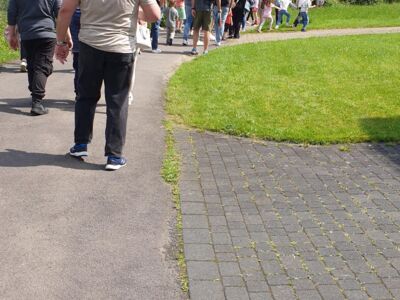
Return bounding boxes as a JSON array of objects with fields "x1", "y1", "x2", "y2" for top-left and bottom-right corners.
[
  {"x1": 190, "y1": 280, "x2": 225, "y2": 300},
  {"x1": 222, "y1": 276, "x2": 245, "y2": 287},
  {"x1": 177, "y1": 132, "x2": 400, "y2": 300},
  {"x1": 296, "y1": 290, "x2": 322, "y2": 300},
  {"x1": 364, "y1": 283, "x2": 393, "y2": 299},
  {"x1": 249, "y1": 292, "x2": 273, "y2": 300},
  {"x1": 246, "y1": 280, "x2": 269, "y2": 293},
  {"x1": 218, "y1": 262, "x2": 242, "y2": 277},
  {"x1": 187, "y1": 261, "x2": 220, "y2": 280},
  {"x1": 212, "y1": 232, "x2": 233, "y2": 245},
  {"x1": 317, "y1": 285, "x2": 345, "y2": 300},
  {"x1": 270, "y1": 285, "x2": 297, "y2": 300},
  {"x1": 183, "y1": 215, "x2": 209, "y2": 229},
  {"x1": 185, "y1": 244, "x2": 215, "y2": 261},
  {"x1": 225, "y1": 287, "x2": 250, "y2": 300},
  {"x1": 182, "y1": 202, "x2": 207, "y2": 215},
  {"x1": 183, "y1": 229, "x2": 211, "y2": 244}
]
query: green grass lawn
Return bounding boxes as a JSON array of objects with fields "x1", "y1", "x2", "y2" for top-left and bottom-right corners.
[
  {"x1": 254, "y1": 3, "x2": 400, "y2": 32},
  {"x1": 167, "y1": 33, "x2": 400, "y2": 144},
  {"x1": 0, "y1": 11, "x2": 18, "y2": 64}
]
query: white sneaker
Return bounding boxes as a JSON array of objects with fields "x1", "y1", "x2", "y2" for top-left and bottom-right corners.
[
  {"x1": 20, "y1": 59, "x2": 27, "y2": 72},
  {"x1": 182, "y1": 40, "x2": 188, "y2": 46},
  {"x1": 215, "y1": 42, "x2": 221, "y2": 46},
  {"x1": 198, "y1": 40, "x2": 204, "y2": 46},
  {"x1": 209, "y1": 34, "x2": 216, "y2": 41},
  {"x1": 151, "y1": 48, "x2": 162, "y2": 53},
  {"x1": 275, "y1": 25, "x2": 279, "y2": 29}
]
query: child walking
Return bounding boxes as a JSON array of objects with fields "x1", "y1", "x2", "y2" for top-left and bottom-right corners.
[
  {"x1": 165, "y1": 0, "x2": 179, "y2": 45},
  {"x1": 298, "y1": 0, "x2": 315, "y2": 31},
  {"x1": 257, "y1": 0, "x2": 279, "y2": 32},
  {"x1": 275, "y1": 0, "x2": 296, "y2": 29}
]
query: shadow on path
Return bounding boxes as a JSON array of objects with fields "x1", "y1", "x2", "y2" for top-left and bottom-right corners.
[
  {"x1": 0, "y1": 149, "x2": 103, "y2": 170},
  {"x1": 0, "y1": 98, "x2": 75, "y2": 116},
  {"x1": 359, "y1": 116, "x2": 400, "y2": 166}
]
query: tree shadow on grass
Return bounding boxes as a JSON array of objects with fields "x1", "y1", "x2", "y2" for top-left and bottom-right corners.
[
  {"x1": 359, "y1": 116, "x2": 400, "y2": 166},
  {"x1": 0, "y1": 149, "x2": 103, "y2": 170}
]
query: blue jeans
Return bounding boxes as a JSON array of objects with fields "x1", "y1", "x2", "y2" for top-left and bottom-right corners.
[
  {"x1": 277, "y1": 9, "x2": 290, "y2": 25},
  {"x1": 151, "y1": 19, "x2": 161, "y2": 50},
  {"x1": 300, "y1": 11, "x2": 309, "y2": 30},
  {"x1": 183, "y1": 4, "x2": 193, "y2": 41},
  {"x1": 213, "y1": 6, "x2": 229, "y2": 43}
]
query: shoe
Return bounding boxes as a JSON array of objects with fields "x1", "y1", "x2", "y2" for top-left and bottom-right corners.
[
  {"x1": 203, "y1": 50, "x2": 209, "y2": 55},
  {"x1": 182, "y1": 40, "x2": 188, "y2": 46},
  {"x1": 209, "y1": 34, "x2": 216, "y2": 41},
  {"x1": 215, "y1": 41, "x2": 221, "y2": 46},
  {"x1": 30, "y1": 100, "x2": 48, "y2": 116},
  {"x1": 275, "y1": 25, "x2": 279, "y2": 29},
  {"x1": 151, "y1": 48, "x2": 162, "y2": 53},
  {"x1": 257, "y1": 29, "x2": 261, "y2": 33},
  {"x1": 20, "y1": 59, "x2": 27, "y2": 72},
  {"x1": 105, "y1": 156, "x2": 127, "y2": 171},
  {"x1": 301, "y1": 28, "x2": 306, "y2": 32},
  {"x1": 191, "y1": 48, "x2": 199, "y2": 55},
  {"x1": 198, "y1": 40, "x2": 204, "y2": 46},
  {"x1": 69, "y1": 144, "x2": 88, "y2": 157}
]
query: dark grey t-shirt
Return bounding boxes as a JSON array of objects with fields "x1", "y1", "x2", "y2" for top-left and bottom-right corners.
[
  {"x1": 195, "y1": 0, "x2": 213, "y2": 11},
  {"x1": 7, "y1": 0, "x2": 61, "y2": 40}
]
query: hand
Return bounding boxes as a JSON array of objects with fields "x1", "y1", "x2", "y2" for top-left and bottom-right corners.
[
  {"x1": 55, "y1": 44, "x2": 70, "y2": 64},
  {"x1": 5, "y1": 25, "x2": 19, "y2": 50}
]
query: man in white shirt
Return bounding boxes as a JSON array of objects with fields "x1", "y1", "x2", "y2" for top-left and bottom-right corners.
[{"x1": 55, "y1": 0, "x2": 160, "y2": 170}]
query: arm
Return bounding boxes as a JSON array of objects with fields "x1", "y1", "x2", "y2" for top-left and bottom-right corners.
[
  {"x1": 139, "y1": 2, "x2": 161, "y2": 23},
  {"x1": 55, "y1": 0, "x2": 79, "y2": 63},
  {"x1": 216, "y1": 0, "x2": 222, "y2": 11},
  {"x1": 288, "y1": 1, "x2": 297, "y2": 8},
  {"x1": 6, "y1": 0, "x2": 19, "y2": 50},
  {"x1": 191, "y1": 0, "x2": 196, "y2": 17}
]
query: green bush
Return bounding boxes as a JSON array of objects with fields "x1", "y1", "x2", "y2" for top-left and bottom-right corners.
[{"x1": 0, "y1": 0, "x2": 7, "y2": 11}]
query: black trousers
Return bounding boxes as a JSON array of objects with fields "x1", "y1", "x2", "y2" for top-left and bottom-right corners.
[
  {"x1": 72, "y1": 52, "x2": 79, "y2": 96},
  {"x1": 75, "y1": 42, "x2": 134, "y2": 157},
  {"x1": 232, "y1": 8, "x2": 245, "y2": 38},
  {"x1": 22, "y1": 38, "x2": 56, "y2": 101}
]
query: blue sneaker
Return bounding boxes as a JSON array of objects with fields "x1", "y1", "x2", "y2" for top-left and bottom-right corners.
[
  {"x1": 69, "y1": 144, "x2": 88, "y2": 157},
  {"x1": 105, "y1": 156, "x2": 127, "y2": 171}
]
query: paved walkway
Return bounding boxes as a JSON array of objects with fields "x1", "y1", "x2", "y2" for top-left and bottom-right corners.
[
  {"x1": 0, "y1": 27, "x2": 399, "y2": 299},
  {"x1": 175, "y1": 27, "x2": 400, "y2": 300}
]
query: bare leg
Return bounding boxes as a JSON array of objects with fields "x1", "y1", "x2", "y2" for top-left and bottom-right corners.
[
  {"x1": 203, "y1": 30, "x2": 209, "y2": 52},
  {"x1": 193, "y1": 29, "x2": 200, "y2": 49}
]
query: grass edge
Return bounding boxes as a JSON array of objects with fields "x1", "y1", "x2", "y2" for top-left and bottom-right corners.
[{"x1": 161, "y1": 120, "x2": 189, "y2": 294}]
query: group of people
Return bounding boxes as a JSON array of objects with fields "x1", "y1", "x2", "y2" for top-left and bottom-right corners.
[
  {"x1": 5, "y1": 0, "x2": 318, "y2": 171},
  {"x1": 149, "y1": 0, "x2": 317, "y2": 55},
  {"x1": 6, "y1": 0, "x2": 160, "y2": 170}
]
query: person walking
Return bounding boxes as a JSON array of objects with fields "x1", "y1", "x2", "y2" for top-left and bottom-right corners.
[
  {"x1": 69, "y1": 7, "x2": 81, "y2": 100},
  {"x1": 55, "y1": 0, "x2": 160, "y2": 170},
  {"x1": 213, "y1": 0, "x2": 232, "y2": 46},
  {"x1": 151, "y1": 0, "x2": 165, "y2": 53},
  {"x1": 191, "y1": 0, "x2": 221, "y2": 55},
  {"x1": 232, "y1": 0, "x2": 247, "y2": 39},
  {"x1": 165, "y1": 0, "x2": 179, "y2": 45},
  {"x1": 6, "y1": 0, "x2": 62, "y2": 116}
]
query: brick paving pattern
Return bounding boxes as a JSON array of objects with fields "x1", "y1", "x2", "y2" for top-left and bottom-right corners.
[{"x1": 175, "y1": 129, "x2": 400, "y2": 300}]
